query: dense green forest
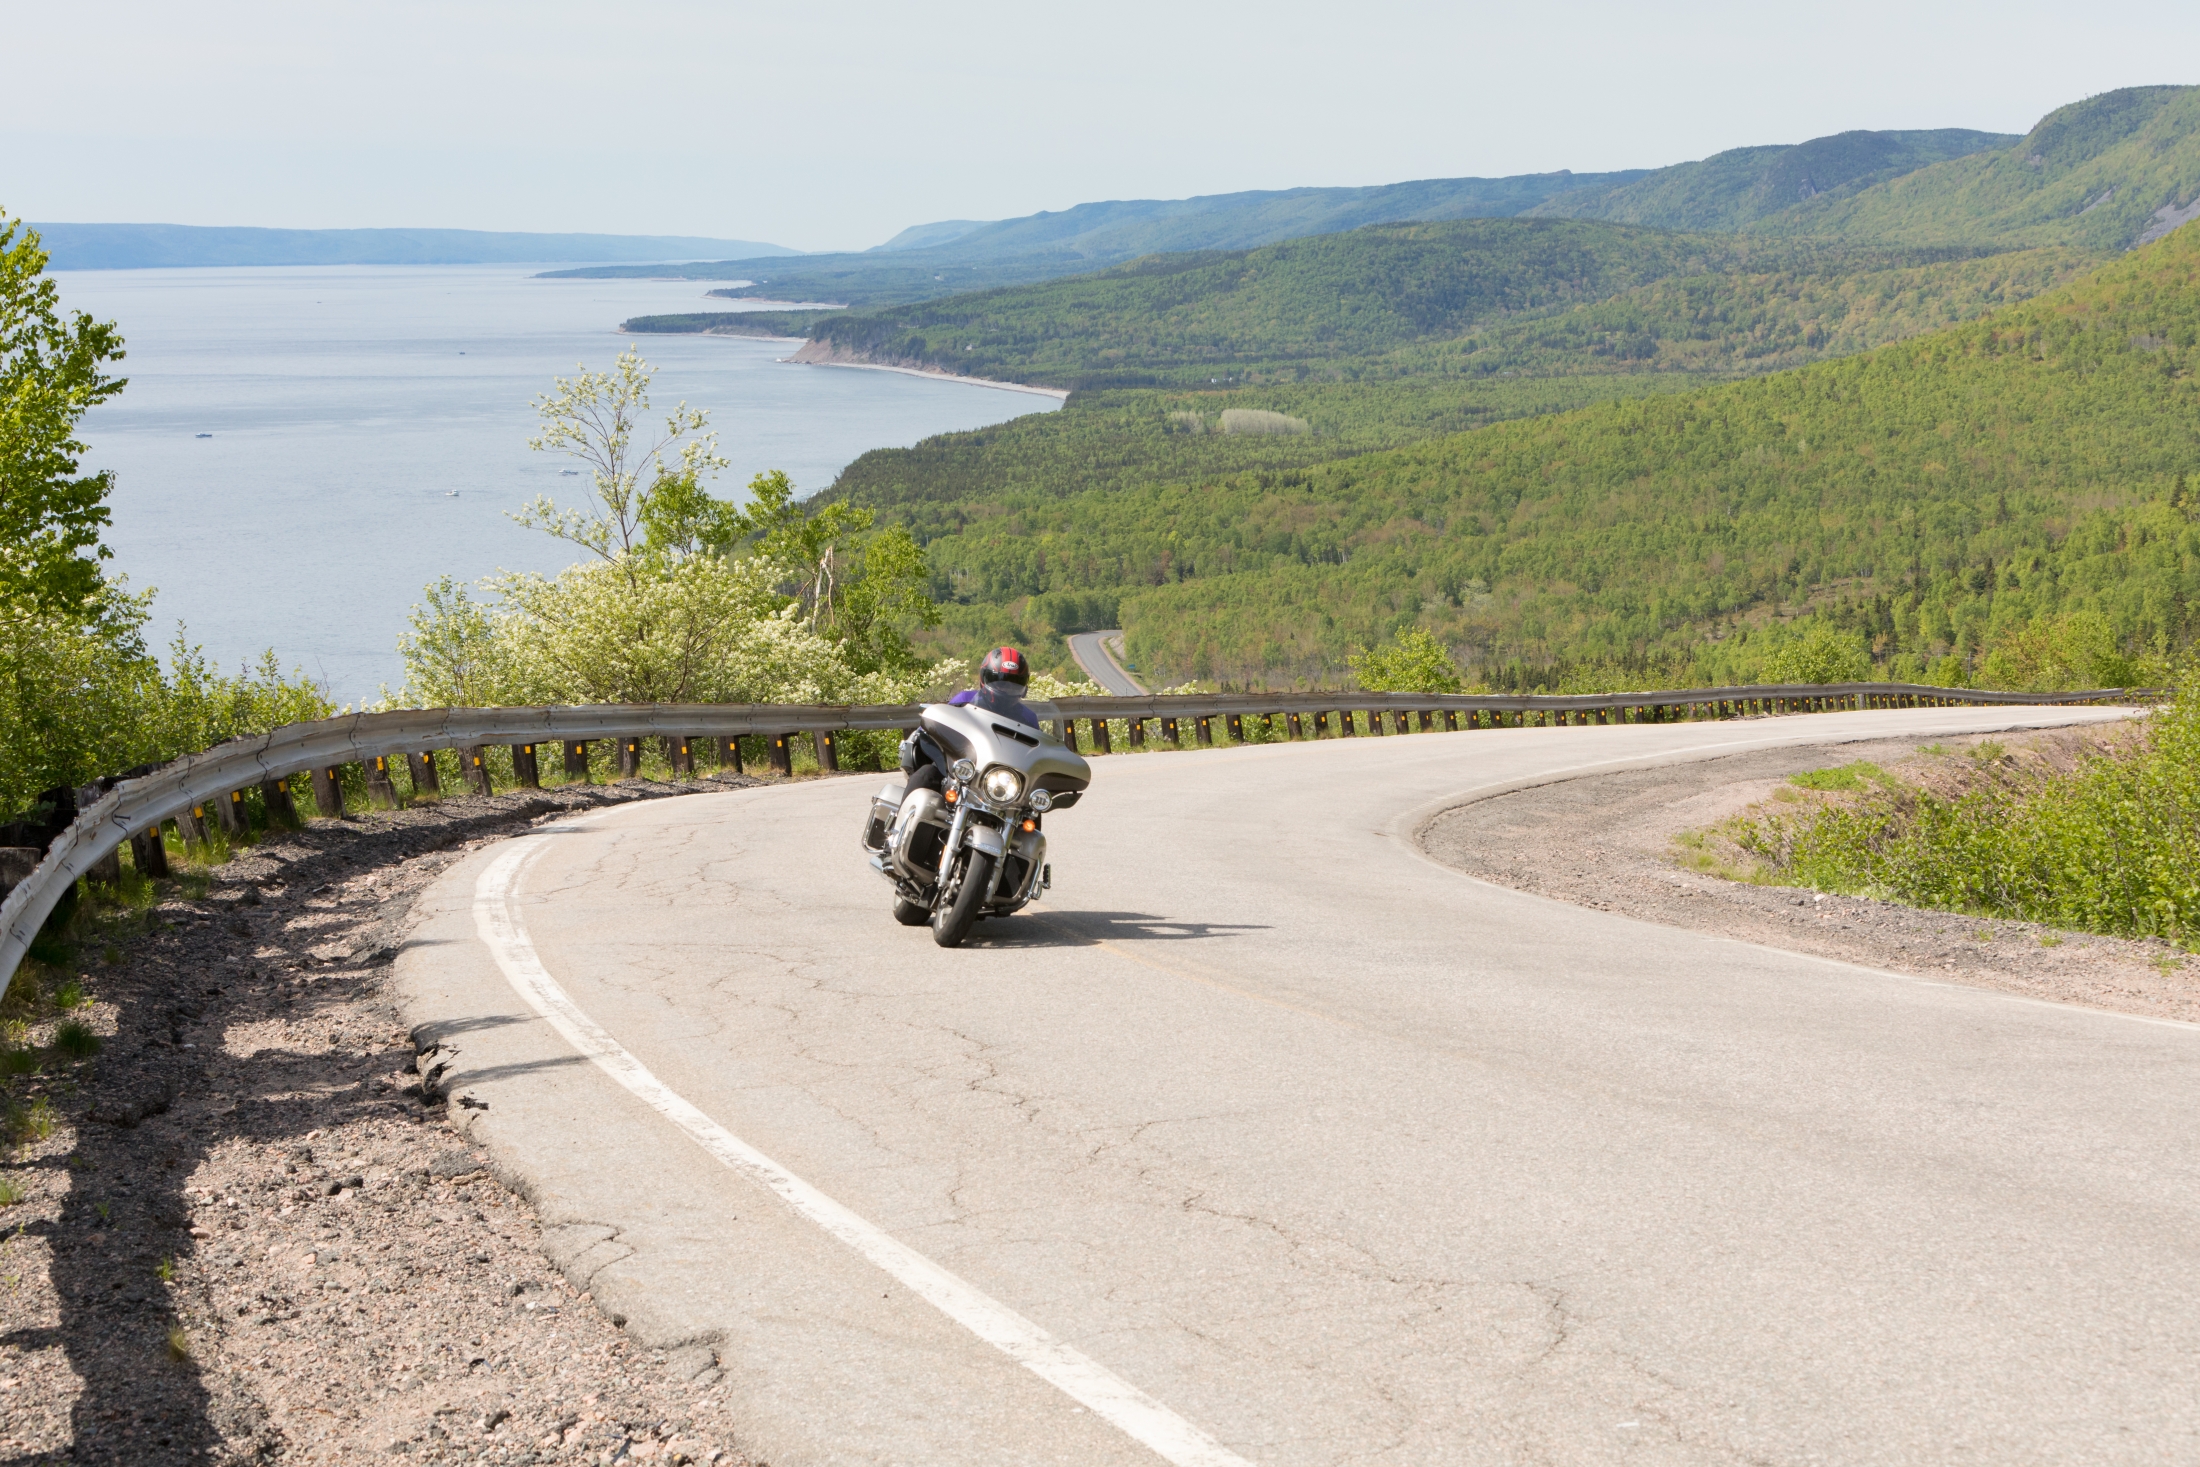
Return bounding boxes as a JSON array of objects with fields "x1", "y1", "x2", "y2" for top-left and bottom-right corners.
[
  {"x1": 775, "y1": 225, "x2": 2001, "y2": 391},
  {"x1": 817, "y1": 245, "x2": 2098, "y2": 524},
  {"x1": 871, "y1": 226, "x2": 2200, "y2": 687},
  {"x1": 622, "y1": 309, "x2": 840, "y2": 339}
]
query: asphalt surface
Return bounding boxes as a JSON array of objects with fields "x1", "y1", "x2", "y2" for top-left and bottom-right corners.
[
  {"x1": 396, "y1": 706, "x2": 2200, "y2": 1466},
  {"x1": 1068, "y1": 629, "x2": 1145, "y2": 694}
]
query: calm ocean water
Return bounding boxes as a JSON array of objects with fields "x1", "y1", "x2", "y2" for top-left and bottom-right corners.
[{"x1": 58, "y1": 265, "x2": 1058, "y2": 705}]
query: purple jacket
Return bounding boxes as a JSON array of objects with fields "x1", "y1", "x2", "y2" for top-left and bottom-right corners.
[{"x1": 950, "y1": 682, "x2": 1040, "y2": 728}]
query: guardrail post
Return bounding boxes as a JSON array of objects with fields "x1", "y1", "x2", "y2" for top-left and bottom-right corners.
[
  {"x1": 1092, "y1": 718, "x2": 1113, "y2": 754},
  {"x1": 407, "y1": 752, "x2": 442, "y2": 797},
  {"x1": 1442, "y1": 710, "x2": 1458, "y2": 731},
  {"x1": 87, "y1": 844, "x2": 122, "y2": 888},
  {"x1": 309, "y1": 765, "x2": 344, "y2": 816},
  {"x1": 670, "y1": 736, "x2": 695, "y2": 776},
  {"x1": 1128, "y1": 718, "x2": 1146, "y2": 749},
  {"x1": 462, "y1": 745, "x2": 493, "y2": 796},
  {"x1": 512, "y1": 744, "x2": 541, "y2": 788},
  {"x1": 565, "y1": 741, "x2": 591, "y2": 782},
  {"x1": 617, "y1": 737, "x2": 642, "y2": 779},
  {"x1": 718, "y1": 736, "x2": 745, "y2": 774},
  {"x1": 1340, "y1": 711, "x2": 1357, "y2": 738},
  {"x1": 1196, "y1": 716, "x2": 1214, "y2": 747},
  {"x1": 260, "y1": 776, "x2": 299, "y2": 826},
  {"x1": 217, "y1": 788, "x2": 251, "y2": 836},
  {"x1": 1226, "y1": 714, "x2": 1244, "y2": 742},
  {"x1": 769, "y1": 733, "x2": 794, "y2": 776},
  {"x1": 366, "y1": 755, "x2": 399, "y2": 807},
  {"x1": 177, "y1": 802, "x2": 210, "y2": 849},
  {"x1": 1062, "y1": 717, "x2": 1082, "y2": 752},
  {"x1": 1160, "y1": 717, "x2": 1180, "y2": 748},
  {"x1": 129, "y1": 825, "x2": 171, "y2": 880},
  {"x1": 814, "y1": 730, "x2": 839, "y2": 772}
]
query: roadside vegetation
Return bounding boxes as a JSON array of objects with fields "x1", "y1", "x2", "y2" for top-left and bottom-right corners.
[
  {"x1": 1708, "y1": 681, "x2": 2198, "y2": 947},
  {"x1": 0, "y1": 211, "x2": 329, "y2": 816}
]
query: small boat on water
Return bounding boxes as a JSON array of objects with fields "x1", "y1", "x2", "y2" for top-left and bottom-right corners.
[{"x1": 195, "y1": 433, "x2": 213, "y2": 438}]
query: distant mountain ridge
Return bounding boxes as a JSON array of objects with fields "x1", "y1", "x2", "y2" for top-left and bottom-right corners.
[
  {"x1": 869, "y1": 172, "x2": 1651, "y2": 262},
  {"x1": 34, "y1": 223, "x2": 801, "y2": 271},
  {"x1": 541, "y1": 171, "x2": 1654, "y2": 304}
]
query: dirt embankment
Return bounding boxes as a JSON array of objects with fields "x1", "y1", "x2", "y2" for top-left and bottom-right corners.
[
  {"x1": 1420, "y1": 724, "x2": 2200, "y2": 1023},
  {"x1": 0, "y1": 778, "x2": 770, "y2": 1466}
]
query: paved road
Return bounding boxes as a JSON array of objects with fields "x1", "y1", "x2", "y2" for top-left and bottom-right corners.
[
  {"x1": 398, "y1": 707, "x2": 2200, "y2": 1466},
  {"x1": 1068, "y1": 629, "x2": 1145, "y2": 694}
]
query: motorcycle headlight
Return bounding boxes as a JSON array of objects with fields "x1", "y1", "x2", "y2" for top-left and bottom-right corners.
[
  {"x1": 1028, "y1": 788, "x2": 1053, "y2": 813},
  {"x1": 950, "y1": 759, "x2": 977, "y2": 783},
  {"x1": 982, "y1": 766, "x2": 1024, "y2": 803}
]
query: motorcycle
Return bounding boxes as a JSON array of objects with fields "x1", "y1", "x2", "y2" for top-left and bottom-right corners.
[{"x1": 859, "y1": 698, "x2": 1093, "y2": 947}]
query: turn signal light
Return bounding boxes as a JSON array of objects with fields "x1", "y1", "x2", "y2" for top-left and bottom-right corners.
[
  {"x1": 943, "y1": 787, "x2": 958, "y2": 803},
  {"x1": 1021, "y1": 819, "x2": 1036, "y2": 832}
]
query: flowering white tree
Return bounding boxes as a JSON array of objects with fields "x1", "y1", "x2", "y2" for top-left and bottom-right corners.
[{"x1": 513, "y1": 347, "x2": 730, "y2": 576}]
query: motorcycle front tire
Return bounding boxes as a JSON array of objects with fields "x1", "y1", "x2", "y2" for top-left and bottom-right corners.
[
  {"x1": 891, "y1": 895, "x2": 930, "y2": 926},
  {"x1": 932, "y1": 851, "x2": 994, "y2": 948}
]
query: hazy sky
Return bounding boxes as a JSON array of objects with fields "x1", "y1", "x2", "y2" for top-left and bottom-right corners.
[{"x1": 9, "y1": 1, "x2": 2197, "y2": 253}]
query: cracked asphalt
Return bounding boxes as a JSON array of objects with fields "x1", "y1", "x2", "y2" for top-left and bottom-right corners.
[{"x1": 394, "y1": 705, "x2": 2200, "y2": 1465}]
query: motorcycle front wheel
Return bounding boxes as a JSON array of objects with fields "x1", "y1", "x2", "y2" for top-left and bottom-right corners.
[{"x1": 931, "y1": 850, "x2": 994, "y2": 948}]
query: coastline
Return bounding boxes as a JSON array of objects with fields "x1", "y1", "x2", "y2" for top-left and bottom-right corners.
[{"x1": 781, "y1": 357, "x2": 1071, "y2": 400}]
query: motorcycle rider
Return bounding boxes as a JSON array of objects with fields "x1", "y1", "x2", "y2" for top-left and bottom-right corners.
[{"x1": 900, "y1": 646, "x2": 1038, "y2": 794}]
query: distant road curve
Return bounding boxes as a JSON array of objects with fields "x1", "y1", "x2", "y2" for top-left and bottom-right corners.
[{"x1": 1067, "y1": 629, "x2": 1145, "y2": 694}]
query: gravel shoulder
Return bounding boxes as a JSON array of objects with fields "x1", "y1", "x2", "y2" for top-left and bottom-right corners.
[
  {"x1": 0, "y1": 776, "x2": 785, "y2": 1466},
  {"x1": 1419, "y1": 721, "x2": 2200, "y2": 1024}
]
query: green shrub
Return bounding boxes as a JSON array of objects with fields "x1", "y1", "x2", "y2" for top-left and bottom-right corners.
[{"x1": 1738, "y1": 679, "x2": 2200, "y2": 942}]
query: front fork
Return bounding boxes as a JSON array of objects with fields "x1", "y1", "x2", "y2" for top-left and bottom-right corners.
[{"x1": 935, "y1": 802, "x2": 971, "y2": 892}]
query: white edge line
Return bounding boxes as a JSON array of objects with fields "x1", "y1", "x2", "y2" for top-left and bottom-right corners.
[{"x1": 471, "y1": 835, "x2": 1256, "y2": 1467}]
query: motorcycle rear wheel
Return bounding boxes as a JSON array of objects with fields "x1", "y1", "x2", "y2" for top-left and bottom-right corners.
[
  {"x1": 891, "y1": 895, "x2": 930, "y2": 926},
  {"x1": 931, "y1": 851, "x2": 994, "y2": 948}
]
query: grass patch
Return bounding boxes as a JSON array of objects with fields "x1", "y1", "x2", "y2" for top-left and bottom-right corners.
[
  {"x1": 1788, "y1": 761, "x2": 1895, "y2": 792},
  {"x1": 5, "y1": 1096, "x2": 54, "y2": 1145},
  {"x1": 165, "y1": 1328, "x2": 192, "y2": 1364},
  {"x1": 53, "y1": 978, "x2": 84, "y2": 1010},
  {"x1": 53, "y1": 1020, "x2": 100, "y2": 1061},
  {"x1": 1671, "y1": 828, "x2": 1768, "y2": 883},
  {"x1": 0, "y1": 1175, "x2": 22, "y2": 1206}
]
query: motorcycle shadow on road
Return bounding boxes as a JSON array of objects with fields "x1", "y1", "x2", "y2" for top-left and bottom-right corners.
[{"x1": 967, "y1": 910, "x2": 1270, "y2": 948}]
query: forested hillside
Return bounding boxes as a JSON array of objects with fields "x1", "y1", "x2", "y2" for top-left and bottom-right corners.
[
  {"x1": 890, "y1": 227, "x2": 2200, "y2": 688},
  {"x1": 1526, "y1": 129, "x2": 2014, "y2": 231},
  {"x1": 1750, "y1": 86, "x2": 2200, "y2": 251},
  {"x1": 819, "y1": 245, "x2": 2097, "y2": 515}
]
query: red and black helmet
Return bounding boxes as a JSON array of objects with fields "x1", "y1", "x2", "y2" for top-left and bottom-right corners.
[{"x1": 979, "y1": 646, "x2": 1029, "y2": 687}]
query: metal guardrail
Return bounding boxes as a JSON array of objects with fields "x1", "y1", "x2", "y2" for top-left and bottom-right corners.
[{"x1": 0, "y1": 683, "x2": 2148, "y2": 997}]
